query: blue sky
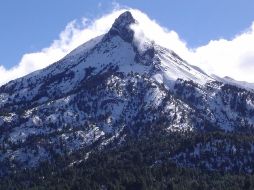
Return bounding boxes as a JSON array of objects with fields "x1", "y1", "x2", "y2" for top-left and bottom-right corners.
[
  {"x1": 0, "y1": 0, "x2": 254, "y2": 83},
  {"x1": 1, "y1": 0, "x2": 254, "y2": 68}
]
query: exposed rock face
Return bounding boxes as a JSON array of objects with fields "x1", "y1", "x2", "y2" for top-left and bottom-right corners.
[{"x1": 108, "y1": 11, "x2": 136, "y2": 42}]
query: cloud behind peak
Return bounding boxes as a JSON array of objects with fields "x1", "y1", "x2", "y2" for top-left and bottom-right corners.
[{"x1": 0, "y1": 8, "x2": 254, "y2": 85}]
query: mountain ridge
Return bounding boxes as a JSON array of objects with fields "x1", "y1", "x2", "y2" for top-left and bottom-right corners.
[{"x1": 0, "y1": 11, "x2": 254, "y2": 175}]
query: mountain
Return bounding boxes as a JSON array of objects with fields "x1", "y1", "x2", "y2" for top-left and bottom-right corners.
[
  {"x1": 212, "y1": 74, "x2": 254, "y2": 92},
  {"x1": 0, "y1": 11, "x2": 254, "y2": 178}
]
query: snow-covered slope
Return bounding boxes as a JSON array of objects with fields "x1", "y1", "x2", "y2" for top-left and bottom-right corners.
[
  {"x1": 0, "y1": 11, "x2": 254, "y2": 174},
  {"x1": 212, "y1": 75, "x2": 254, "y2": 92}
]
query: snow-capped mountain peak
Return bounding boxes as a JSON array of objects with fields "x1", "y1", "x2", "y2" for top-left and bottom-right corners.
[{"x1": 0, "y1": 11, "x2": 254, "y2": 174}]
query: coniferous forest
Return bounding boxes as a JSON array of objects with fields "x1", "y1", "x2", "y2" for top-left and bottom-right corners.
[{"x1": 1, "y1": 128, "x2": 254, "y2": 190}]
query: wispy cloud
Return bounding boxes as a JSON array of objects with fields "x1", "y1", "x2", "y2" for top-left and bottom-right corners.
[
  {"x1": 190, "y1": 23, "x2": 254, "y2": 82},
  {"x1": 129, "y1": 10, "x2": 254, "y2": 83},
  {"x1": 0, "y1": 8, "x2": 125, "y2": 85},
  {"x1": 0, "y1": 7, "x2": 254, "y2": 86},
  {"x1": 97, "y1": 2, "x2": 102, "y2": 8}
]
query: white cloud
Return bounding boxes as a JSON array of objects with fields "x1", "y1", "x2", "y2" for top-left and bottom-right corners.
[
  {"x1": 129, "y1": 11, "x2": 189, "y2": 59},
  {"x1": 190, "y1": 23, "x2": 254, "y2": 82},
  {"x1": 0, "y1": 7, "x2": 254, "y2": 86},
  {"x1": 129, "y1": 10, "x2": 254, "y2": 83},
  {"x1": 0, "y1": 8, "x2": 126, "y2": 85}
]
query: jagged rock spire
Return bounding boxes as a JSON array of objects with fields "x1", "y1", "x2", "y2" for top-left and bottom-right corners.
[{"x1": 107, "y1": 11, "x2": 136, "y2": 43}]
